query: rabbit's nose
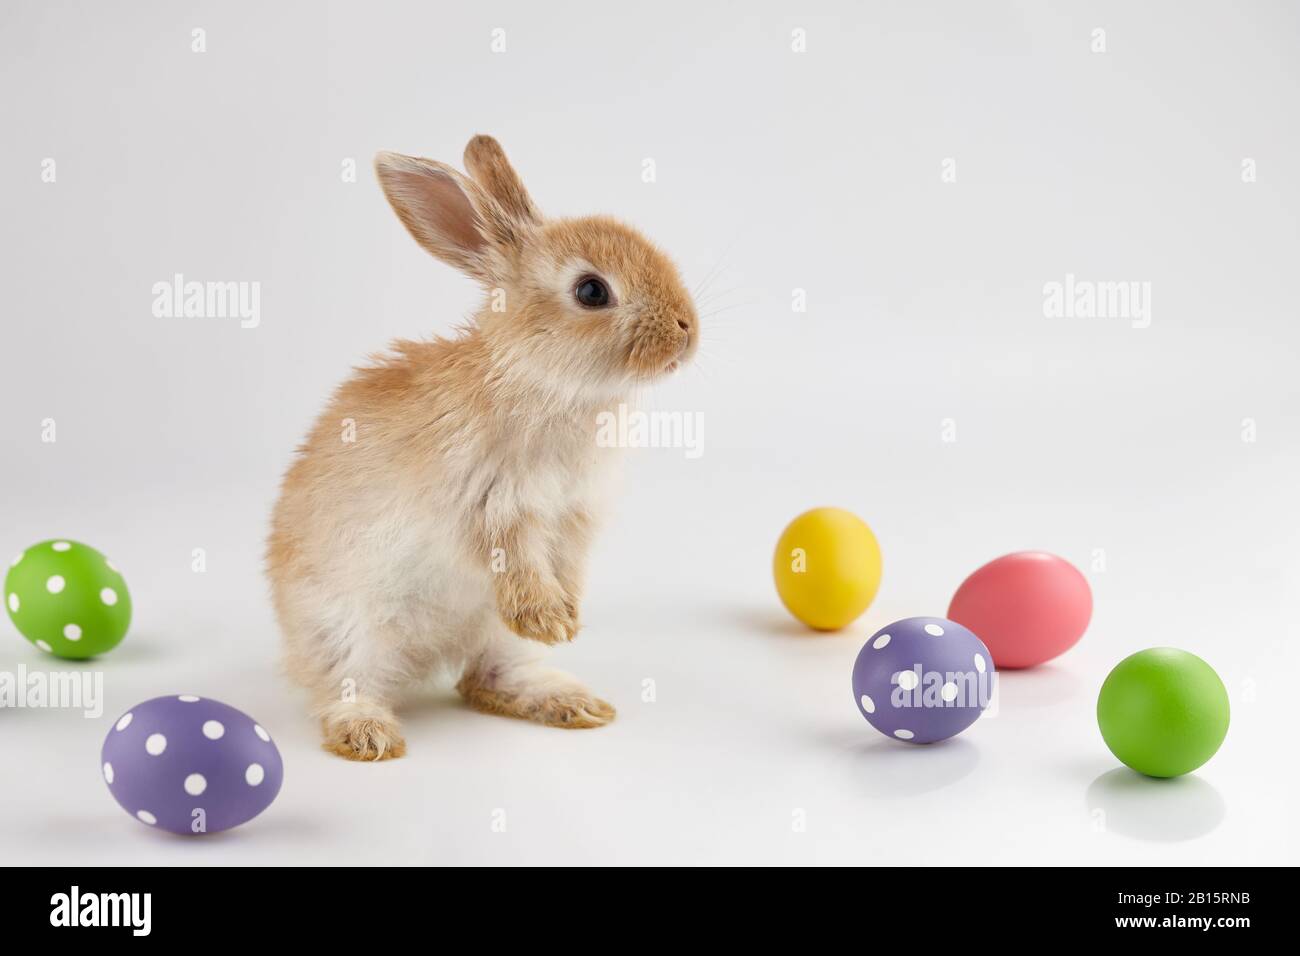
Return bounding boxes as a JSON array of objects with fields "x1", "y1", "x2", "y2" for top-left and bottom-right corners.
[{"x1": 676, "y1": 316, "x2": 690, "y2": 332}]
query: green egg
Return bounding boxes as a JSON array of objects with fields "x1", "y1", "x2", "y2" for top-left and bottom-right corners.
[
  {"x1": 5, "y1": 540, "x2": 132, "y2": 659},
  {"x1": 1096, "y1": 647, "x2": 1229, "y2": 778}
]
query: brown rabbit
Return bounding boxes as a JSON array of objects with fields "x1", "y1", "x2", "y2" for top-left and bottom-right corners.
[{"x1": 266, "y1": 135, "x2": 698, "y2": 760}]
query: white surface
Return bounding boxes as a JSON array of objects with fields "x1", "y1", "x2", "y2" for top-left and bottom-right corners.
[{"x1": 1, "y1": 0, "x2": 1298, "y2": 865}]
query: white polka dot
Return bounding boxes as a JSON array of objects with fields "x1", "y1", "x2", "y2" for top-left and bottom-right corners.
[
  {"x1": 184, "y1": 773, "x2": 207, "y2": 796},
  {"x1": 52, "y1": 541, "x2": 71, "y2": 552},
  {"x1": 115, "y1": 712, "x2": 133, "y2": 731},
  {"x1": 145, "y1": 733, "x2": 167, "y2": 756},
  {"x1": 103, "y1": 762, "x2": 114, "y2": 784},
  {"x1": 254, "y1": 724, "x2": 270, "y2": 742},
  {"x1": 872, "y1": 633, "x2": 891, "y2": 649},
  {"x1": 924, "y1": 623, "x2": 944, "y2": 636},
  {"x1": 941, "y1": 682, "x2": 959, "y2": 702},
  {"x1": 136, "y1": 810, "x2": 157, "y2": 825},
  {"x1": 100, "y1": 587, "x2": 118, "y2": 606},
  {"x1": 974, "y1": 653, "x2": 987, "y2": 674},
  {"x1": 7, "y1": 593, "x2": 18, "y2": 613},
  {"x1": 178, "y1": 695, "x2": 200, "y2": 702},
  {"x1": 245, "y1": 763, "x2": 265, "y2": 786},
  {"x1": 860, "y1": 694, "x2": 875, "y2": 714},
  {"x1": 894, "y1": 729, "x2": 915, "y2": 740},
  {"x1": 896, "y1": 669, "x2": 920, "y2": 691},
  {"x1": 10, "y1": 553, "x2": 23, "y2": 567},
  {"x1": 202, "y1": 720, "x2": 225, "y2": 740},
  {"x1": 35, "y1": 640, "x2": 52, "y2": 653},
  {"x1": 46, "y1": 575, "x2": 65, "y2": 594},
  {"x1": 63, "y1": 623, "x2": 82, "y2": 641}
]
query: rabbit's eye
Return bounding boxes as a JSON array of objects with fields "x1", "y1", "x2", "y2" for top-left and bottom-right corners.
[{"x1": 574, "y1": 276, "x2": 611, "y2": 309}]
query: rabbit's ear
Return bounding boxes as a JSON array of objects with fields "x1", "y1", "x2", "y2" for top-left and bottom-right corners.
[
  {"x1": 463, "y1": 135, "x2": 539, "y2": 227},
  {"x1": 374, "y1": 151, "x2": 519, "y2": 283}
]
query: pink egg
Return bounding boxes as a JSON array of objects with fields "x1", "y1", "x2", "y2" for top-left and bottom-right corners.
[{"x1": 947, "y1": 552, "x2": 1092, "y2": 669}]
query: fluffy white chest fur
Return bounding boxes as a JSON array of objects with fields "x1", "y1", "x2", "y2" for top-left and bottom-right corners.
[{"x1": 358, "y1": 411, "x2": 621, "y2": 643}]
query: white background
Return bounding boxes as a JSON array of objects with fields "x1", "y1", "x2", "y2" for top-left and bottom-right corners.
[{"x1": 1, "y1": 0, "x2": 1297, "y2": 865}]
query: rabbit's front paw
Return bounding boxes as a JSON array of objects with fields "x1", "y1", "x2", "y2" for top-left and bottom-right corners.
[{"x1": 500, "y1": 590, "x2": 579, "y2": 645}]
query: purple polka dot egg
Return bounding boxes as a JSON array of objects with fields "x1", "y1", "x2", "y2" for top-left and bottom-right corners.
[
  {"x1": 851, "y1": 616, "x2": 995, "y2": 744},
  {"x1": 101, "y1": 696, "x2": 283, "y2": 835}
]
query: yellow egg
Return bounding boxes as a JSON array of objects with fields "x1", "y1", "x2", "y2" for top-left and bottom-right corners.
[{"x1": 773, "y1": 507, "x2": 883, "y2": 631}]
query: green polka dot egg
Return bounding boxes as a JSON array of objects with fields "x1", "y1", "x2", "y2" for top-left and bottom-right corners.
[{"x1": 5, "y1": 540, "x2": 131, "y2": 659}]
